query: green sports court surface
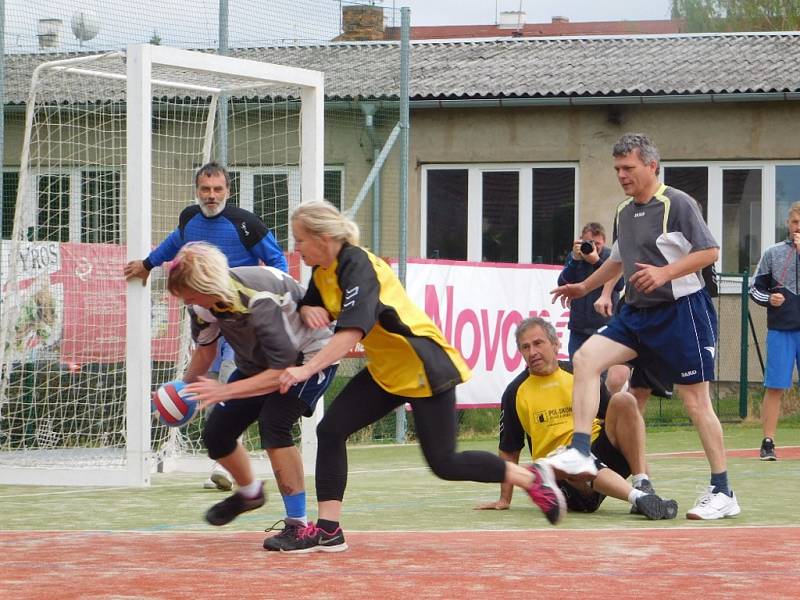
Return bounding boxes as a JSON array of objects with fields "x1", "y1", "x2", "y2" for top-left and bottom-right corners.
[{"x1": 1, "y1": 424, "x2": 798, "y2": 599}]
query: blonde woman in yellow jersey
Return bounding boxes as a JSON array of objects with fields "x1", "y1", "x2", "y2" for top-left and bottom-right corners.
[{"x1": 269, "y1": 201, "x2": 565, "y2": 553}]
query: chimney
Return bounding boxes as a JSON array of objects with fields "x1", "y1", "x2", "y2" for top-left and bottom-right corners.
[
  {"x1": 498, "y1": 10, "x2": 526, "y2": 29},
  {"x1": 37, "y1": 18, "x2": 63, "y2": 49},
  {"x1": 551, "y1": 16, "x2": 570, "y2": 24},
  {"x1": 336, "y1": 5, "x2": 385, "y2": 41}
]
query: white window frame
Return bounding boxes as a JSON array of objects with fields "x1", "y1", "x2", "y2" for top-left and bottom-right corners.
[
  {"x1": 231, "y1": 165, "x2": 344, "y2": 246},
  {"x1": 420, "y1": 162, "x2": 579, "y2": 263},
  {"x1": 661, "y1": 160, "x2": 800, "y2": 291},
  {"x1": 21, "y1": 167, "x2": 125, "y2": 244}
]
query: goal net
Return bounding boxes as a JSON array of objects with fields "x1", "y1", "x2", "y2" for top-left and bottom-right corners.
[{"x1": 0, "y1": 45, "x2": 324, "y2": 486}]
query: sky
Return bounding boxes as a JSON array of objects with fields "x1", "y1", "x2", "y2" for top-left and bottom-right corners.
[
  {"x1": 384, "y1": 0, "x2": 674, "y2": 26},
  {"x1": 6, "y1": 0, "x2": 676, "y2": 53}
]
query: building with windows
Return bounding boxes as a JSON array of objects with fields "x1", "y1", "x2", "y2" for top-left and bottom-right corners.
[{"x1": 4, "y1": 31, "x2": 800, "y2": 275}]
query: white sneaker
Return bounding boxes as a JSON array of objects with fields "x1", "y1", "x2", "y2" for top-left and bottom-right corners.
[
  {"x1": 202, "y1": 478, "x2": 217, "y2": 489},
  {"x1": 543, "y1": 447, "x2": 598, "y2": 479},
  {"x1": 686, "y1": 486, "x2": 741, "y2": 520},
  {"x1": 209, "y1": 467, "x2": 233, "y2": 491}
]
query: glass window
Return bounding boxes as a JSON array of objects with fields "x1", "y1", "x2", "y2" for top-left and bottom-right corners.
[
  {"x1": 482, "y1": 171, "x2": 518, "y2": 263},
  {"x1": 532, "y1": 168, "x2": 574, "y2": 264},
  {"x1": 775, "y1": 165, "x2": 800, "y2": 241},
  {"x1": 324, "y1": 169, "x2": 342, "y2": 210},
  {"x1": 722, "y1": 169, "x2": 761, "y2": 273},
  {"x1": 254, "y1": 173, "x2": 289, "y2": 248},
  {"x1": 2, "y1": 171, "x2": 19, "y2": 240},
  {"x1": 37, "y1": 174, "x2": 70, "y2": 242},
  {"x1": 226, "y1": 171, "x2": 240, "y2": 208},
  {"x1": 81, "y1": 171, "x2": 121, "y2": 244},
  {"x1": 426, "y1": 169, "x2": 468, "y2": 260},
  {"x1": 664, "y1": 167, "x2": 709, "y2": 219}
]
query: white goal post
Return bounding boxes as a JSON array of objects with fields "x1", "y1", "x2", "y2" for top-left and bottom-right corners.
[{"x1": 0, "y1": 44, "x2": 324, "y2": 486}]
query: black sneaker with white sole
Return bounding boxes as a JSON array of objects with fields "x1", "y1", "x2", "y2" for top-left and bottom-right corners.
[
  {"x1": 204, "y1": 485, "x2": 265, "y2": 526},
  {"x1": 760, "y1": 437, "x2": 777, "y2": 461}
]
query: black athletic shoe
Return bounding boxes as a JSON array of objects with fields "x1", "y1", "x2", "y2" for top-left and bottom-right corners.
[
  {"x1": 269, "y1": 522, "x2": 348, "y2": 553},
  {"x1": 634, "y1": 494, "x2": 679, "y2": 520},
  {"x1": 263, "y1": 518, "x2": 305, "y2": 551},
  {"x1": 760, "y1": 437, "x2": 777, "y2": 461},
  {"x1": 204, "y1": 485, "x2": 265, "y2": 526},
  {"x1": 630, "y1": 479, "x2": 655, "y2": 514}
]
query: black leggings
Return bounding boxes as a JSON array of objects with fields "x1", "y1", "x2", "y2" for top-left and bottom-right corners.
[{"x1": 315, "y1": 368, "x2": 507, "y2": 502}]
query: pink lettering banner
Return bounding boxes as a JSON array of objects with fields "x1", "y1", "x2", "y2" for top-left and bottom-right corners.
[{"x1": 404, "y1": 259, "x2": 570, "y2": 408}]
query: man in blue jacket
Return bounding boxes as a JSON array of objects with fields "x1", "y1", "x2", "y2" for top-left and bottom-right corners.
[
  {"x1": 123, "y1": 161, "x2": 287, "y2": 283},
  {"x1": 748, "y1": 202, "x2": 800, "y2": 461},
  {"x1": 558, "y1": 223, "x2": 628, "y2": 398}
]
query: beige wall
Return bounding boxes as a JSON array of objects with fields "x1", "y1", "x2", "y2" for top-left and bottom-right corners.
[
  {"x1": 408, "y1": 101, "x2": 800, "y2": 255},
  {"x1": 408, "y1": 100, "x2": 800, "y2": 384}
]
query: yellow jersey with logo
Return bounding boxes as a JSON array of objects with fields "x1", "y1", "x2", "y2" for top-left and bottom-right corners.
[
  {"x1": 303, "y1": 244, "x2": 471, "y2": 397},
  {"x1": 513, "y1": 368, "x2": 601, "y2": 459}
]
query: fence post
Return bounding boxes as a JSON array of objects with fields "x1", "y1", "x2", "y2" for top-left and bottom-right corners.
[
  {"x1": 739, "y1": 270, "x2": 749, "y2": 419},
  {"x1": 394, "y1": 6, "x2": 410, "y2": 444}
]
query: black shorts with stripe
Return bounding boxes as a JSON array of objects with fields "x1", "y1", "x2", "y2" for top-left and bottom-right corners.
[{"x1": 558, "y1": 428, "x2": 631, "y2": 513}]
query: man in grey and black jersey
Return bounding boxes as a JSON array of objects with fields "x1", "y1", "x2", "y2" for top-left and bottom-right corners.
[{"x1": 549, "y1": 133, "x2": 740, "y2": 521}]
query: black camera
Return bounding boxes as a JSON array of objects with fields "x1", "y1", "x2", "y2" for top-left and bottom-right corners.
[{"x1": 580, "y1": 240, "x2": 595, "y2": 255}]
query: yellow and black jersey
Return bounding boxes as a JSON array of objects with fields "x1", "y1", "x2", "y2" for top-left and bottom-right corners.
[
  {"x1": 302, "y1": 243, "x2": 471, "y2": 397},
  {"x1": 499, "y1": 366, "x2": 602, "y2": 459}
]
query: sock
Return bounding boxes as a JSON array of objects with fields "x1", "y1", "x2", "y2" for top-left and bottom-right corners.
[
  {"x1": 316, "y1": 518, "x2": 340, "y2": 534},
  {"x1": 710, "y1": 471, "x2": 730, "y2": 496},
  {"x1": 238, "y1": 479, "x2": 262, "y2": 499},
  {"x1": 628, "y1": 488, "x2": 645, "y2": 505},
  {"x1": 282, "y1": 492, "x2": 308, "y2": 525},
  {"x1": 631, "y1": 473, "x2": 649, "y2": 488},
  {"x1": 571, "y1": 432, "x2": 591, "y2": 456}
]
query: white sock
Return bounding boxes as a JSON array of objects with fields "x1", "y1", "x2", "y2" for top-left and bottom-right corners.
[
  {"x1": 631, "y1": 473, "x2": 649, "y2": 487},
  {"x1": 238, "y1": 479, "x2": 262, "y2": 498},
  {"x1": 628, "y1": 488, "x2": 645, "y2": 505}
]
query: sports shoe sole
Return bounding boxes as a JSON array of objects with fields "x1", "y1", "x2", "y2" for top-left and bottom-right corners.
[
  {"x1": 759, "y1": 455, "x2": 777, "y2": 461},
  {"x1": 280, "y1": 543, "x2": 349, "y2": 554},
  {"x1": 210, "y1": 471, "x2": 233, "y2": 491},
  {"x1": 545, "y1": 451, "x2": 598, "y2": 482}
]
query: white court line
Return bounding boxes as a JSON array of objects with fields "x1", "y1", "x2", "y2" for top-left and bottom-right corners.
[
  {"x1": 2, "y1": 523, "x2": 799, "y2": 535},
  {"x1": 648, "y1": 445, "x2": 800, "y2": 457}
]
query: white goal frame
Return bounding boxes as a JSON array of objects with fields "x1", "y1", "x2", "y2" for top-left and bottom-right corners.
[{"x1": 0, "y1": 44, "x2": 324, "y2": 486}]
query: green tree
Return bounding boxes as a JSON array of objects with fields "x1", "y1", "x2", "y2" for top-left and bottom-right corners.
[{"x1": 672, "y1": 0, "x2": 800, "y2": 32}]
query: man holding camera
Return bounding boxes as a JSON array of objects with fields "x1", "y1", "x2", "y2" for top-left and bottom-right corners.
[{"x1": 558, "y1": 223, "x2": 624, "y2": 358}]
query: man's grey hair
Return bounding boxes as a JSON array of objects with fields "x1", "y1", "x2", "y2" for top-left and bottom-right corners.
[
  {"x1": 194, "y1": 161, "x2": 231, "y2": 188},
  {"x1": 515, "y1": 317, "x2": 558, "y2": 348},
  {"x1": 612, "y1": 133, "x2": 661, "y2": 173}
]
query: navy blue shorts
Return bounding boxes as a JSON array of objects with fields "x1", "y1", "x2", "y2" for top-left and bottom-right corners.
[{"x1": 598, "y1": 290, "x2": 717, "y2": 385}]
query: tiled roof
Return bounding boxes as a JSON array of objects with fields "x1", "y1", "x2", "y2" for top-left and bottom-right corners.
[
  {"x1": 383, "y1": 19, "x2": 687, "y2": 40},
  {"x1": 5, "y1": 32, "x2": 800, "y2": 104}
]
